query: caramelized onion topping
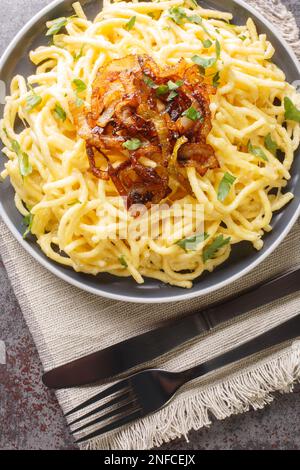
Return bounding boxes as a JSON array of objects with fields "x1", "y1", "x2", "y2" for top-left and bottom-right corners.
[{"x1": 73, "y1": 55, "x2": 219, "y2": 207}]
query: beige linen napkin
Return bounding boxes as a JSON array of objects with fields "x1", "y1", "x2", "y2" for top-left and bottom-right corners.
[{"x1": 1, "y1": 0, "x2": 300, "y2": 451}]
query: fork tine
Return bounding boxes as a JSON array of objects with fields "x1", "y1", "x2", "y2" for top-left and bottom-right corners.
[
  {"x1": 68, "y1": 391, "x2": 131, "y2": 427},
  {"x1": 75, "y1": 409, "x2": 143, "y2": 444},
  {"x1": 64, "y1": 380, "x2": 128, "y2": 417},
  {"x1": 71, "y1": 399, "x2": 139, "y2": 434}
]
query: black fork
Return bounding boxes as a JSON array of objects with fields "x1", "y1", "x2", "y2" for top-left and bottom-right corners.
[{"x1": 66, "y1": 314, "x2": 300, "y2": 444}]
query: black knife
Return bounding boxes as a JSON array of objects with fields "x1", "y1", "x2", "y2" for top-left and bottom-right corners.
[{"x1": 43, "y1": 265, "x2": 300, "y2": 389}]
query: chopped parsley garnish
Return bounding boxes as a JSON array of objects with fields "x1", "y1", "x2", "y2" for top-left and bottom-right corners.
[
  {"x1": 188, "y1": 15, "x2": 202, "y2": 25},
  {"x1": 217, "y1": 172, "x2": 236, "y2": 202},
  {"x1": 215, "y1": 39, "x2": 221, "y2": 58},
  {"x1": 192, "y1": 40, "x2": 221, "y2": 69},
  {"x1": 124, "y1": 16, "x2": 136, "y2": 31},
  {"x1": 74, "y1": 46, "x2": 84, "y2": 62},
  {"x1": 212, "y1": 71, "x2": 220, "y2": 87},
  {"x1": 264, "y1": 133, "x2": 278, "y2": 156},
  {"x1": 156, "y1": 85, "x2": 170, "y2": 96},
  {"x1": 123, "y1": 138, "x2": 142, "y2": 151},
  {"x1": 202, "y1": 39, "x2": 213, "y2": 48},
  {"x1": 284, "y1": 97, "x2": 300, "y2": 122},
  {"x1": 177, "y1": 232, "x2": 209, "y2": 251},
  {"x1": 146, "y1": 79, "x2": 183, "y2": 101},
  {"x1": 167, "y1": 6, "x2": 209, "y2": 35},
  {"x1": 167, "y1": 90, "x2": 178, "y2": 101},
  {"x1": 23, "y1": 213, "x2": 34, "y2": 239},
  {"x1": 25, "y1": 87, "x2": 42, "y2": 112},
  {"x1": 203, "y1": 235, "x2": 231, "y2": 262},
  {"x1": 46, "y1": 17, "x2": 68, "y2": 36},
  {"x1": 167, "y1": 80, "x2": 183, "y2": 90},
  {"x1": 119, "y1": 255, "x2": 128, "y2": 268},
  {"x1": 143, "y1": 75, "x2": 156, "y2": 88},
  {"x1": 167, "y1": 6, "x2": 187, "y2": 25},
  {"x1": 12, "y1": 140, "x2": 32, "y2": 177},
  {"x1": 54, "y1": 104, "x2": 67, "y2": 122},
  {"x1": 73, "y1": 78, "x2": 87, "y2": 93},
  {"x1": 182, "y1": 106, "x2": 202, "y2": 121},
  {"x1": 248, "y1": 141, "x2": 268, "y2": 162},
  {"x1": 73, "y1": 79, "x2": 86, "y2": 107},
  {"x1": 166, "y1": 80, "x2": 183, "y2": 101}
]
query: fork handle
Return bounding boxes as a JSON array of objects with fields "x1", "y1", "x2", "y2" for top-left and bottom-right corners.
[{"x1": 180, "y1": 314, "x2": 300, "y2": 384}]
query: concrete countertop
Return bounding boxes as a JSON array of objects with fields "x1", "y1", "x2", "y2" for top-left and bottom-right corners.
[{"x1": 0, "y1": 0, "x2": 299, "y2": 450}]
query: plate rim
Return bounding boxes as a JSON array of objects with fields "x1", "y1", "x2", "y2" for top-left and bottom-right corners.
[{"x1": 1, "y1": 0, "x2": 300, "y2": 304}]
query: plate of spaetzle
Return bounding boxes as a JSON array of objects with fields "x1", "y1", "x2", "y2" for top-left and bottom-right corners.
[{"x1": 0, "y1": 0, "x2": 300, "y2": 303}]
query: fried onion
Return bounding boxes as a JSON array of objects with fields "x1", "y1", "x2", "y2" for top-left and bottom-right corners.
[{"x1": 73, "y1": 55, "x2": 219, "y2": 207}]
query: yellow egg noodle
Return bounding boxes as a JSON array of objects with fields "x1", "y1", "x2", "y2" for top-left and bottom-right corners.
[{"x1": 1, "y1": 0, "x2": 300, "y2": 288}]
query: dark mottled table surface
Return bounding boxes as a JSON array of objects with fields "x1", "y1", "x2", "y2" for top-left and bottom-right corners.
[{"x1": 0, "y1": 0, "x2": 300, "y2": 451}]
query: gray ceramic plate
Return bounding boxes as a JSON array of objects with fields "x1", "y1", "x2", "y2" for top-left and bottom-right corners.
[{"x1": 0, "y1": 0, "x2": 300, "y2": 303}]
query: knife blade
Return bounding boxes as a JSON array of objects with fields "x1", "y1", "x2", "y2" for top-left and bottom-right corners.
[{"x1": 43, "y1": 264, "x2": 300, "y2": 389}]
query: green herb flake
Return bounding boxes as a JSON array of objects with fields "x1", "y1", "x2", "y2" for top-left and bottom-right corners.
[
  {"x1": 215, "y1": 39, "x2": 221, "y2": 59},
  {"x1": 284, "y1": 97, "x2": 300, "y2": 123},
  {"x1": 12, "y1": 140, "x2": 32, "y2": 177},
  {"x1": 25, "y1": 90, "x2": 42, "y2": 112},
  {"x1": 156, "y1": 84, "x2": 170, "y2": 96},
  {"x1": 155, "y1": 80, "x2": 183, "y2": 99},
  {"x1": 188, "y1": 15, "x2": 202, "y2": 25},
  {"x1": 182, "y1": 106, "x2": 202, "y2": 121},
  {"x1": 192, "y1": 16, "x2": 211, "y2": 35},
  {"x1": 73, "y1": 78, "x2": 87, "y2": 93},
  {"x1": 192, "y1": 40, "x2": 220, "y2": 69},
  {"x1": 203, "y1": 235, "x2": 231, "y2": 262},
  {"x1": 11, "y1": 140, "x2": 20, "y2": 154},
  {"x1": 167, "y1": 80, "x2": 183, "y2": 90},
  {"x1": 143, "y1": 75, "x2": 157, "y2": 88},
  {"x1": 46, "y1": 17, "x2": 68, "y2": 36},
  {"x1": 74, "y1": 46, "x2": 84, "y2": 62},
  {"x1": 167, "y1": 90, "x2": 178, "y2": 102},
  {"x1": 119, "y1": 255, "x2": 128, "y2": 268},
  {"x1": 212, "y1": 71, "x2": 220, "y2": 87},
  {"x1": 248, "y1": 141, "x2": 268, "y2": 162},
  {"x1": 217, "y1": 172, "x2": 236, "y2": 202},
  {"x1": 123, "y1": 138, "x2": 142, "y2": 151},
  {"x1": 23, "y1": 213, "x2": 34, "y2": 239},
  {"x1": 124, "y1": 16, "x2": 136, "y2": 31},
  {"x1": 177, "y1": 232, "x2": 209, "y2": 251},
  {"x1": 54, "y1": 104, "x2": 67, "y2": 122},
  {"x1": 167, "y1": 7, "x2": 210, "y2": 36},
  {"x1": 202, "y1": 39, "x2": 213, "y2": 48},
  {"x1": 73, "y1": 79, "x2": 86, "y2": 107},
  {"x1": 264, "y1": 133, "x2": 278, "y2": 156},
  {"x1": 167, "y1": 6, "x2": 187, "y2": 25},
  {"x1": 240, "y1": 35, "x2": 247, "y2": 41}
]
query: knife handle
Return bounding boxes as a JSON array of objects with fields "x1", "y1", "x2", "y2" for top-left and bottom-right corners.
[
  {"x1": 126, "y1": 264, "x2": 300, "y2": 364},
  {"x1": 202, "y1": 264, "x2": 300, "y2": 329}
]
